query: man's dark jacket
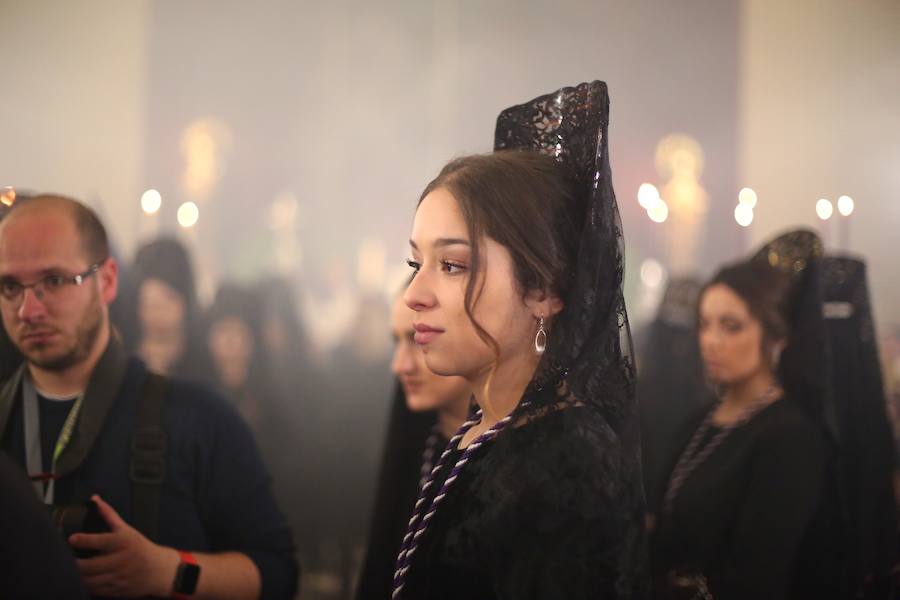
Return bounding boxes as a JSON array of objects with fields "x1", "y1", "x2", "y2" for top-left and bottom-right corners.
[{"x1": 0, "y1": 338, "x2": 298, "y2": 599}]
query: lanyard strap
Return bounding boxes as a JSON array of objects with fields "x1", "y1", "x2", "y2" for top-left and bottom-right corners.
[{"x1": 22, "y1": 374, "x2": 84, "y2": 504}]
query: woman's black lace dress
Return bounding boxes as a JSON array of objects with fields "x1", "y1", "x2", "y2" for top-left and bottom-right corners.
[{"x1": 403, "y1": 405, "x2": 645, "y2": 599}]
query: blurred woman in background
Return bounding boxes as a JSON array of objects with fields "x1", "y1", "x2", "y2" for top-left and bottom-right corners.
[
  {"x1": 205, "y1": 283, "x2": 273, "y2": 433},
  {"x1": 355, "y1": 288, "x2": 471, "y2": 600},
  {"x1": 651, "y1": 237, "x2": 829, "y2": 599},
  {"x1": 133, "y1": 237, "x2": 212, "y2": 382}
]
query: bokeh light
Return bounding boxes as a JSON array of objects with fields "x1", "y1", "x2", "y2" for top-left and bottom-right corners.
[
  {"x1": 177, "y1": 201, "x2": 200, "y2": 228},
  {"x1": 738, "y1": 187, "x2": 758, "y2": 209},
  {"x1": 734, "y1": 203, "x2": 754, "y2": 227},
  {"x1": 638, "y1": 183, "x2": 661, "y2": 210},
  {"x1": 141, "y1": 189, "x2": 162, "y2": 215},
  {"x1": 640, "y1": 258, "x2": 665, "y2": 288},
  {"x1": 837, "y1": 195, "x2": 855, "y2": 217},
  {"x1": 816, "y1": 198, "x2": 834, "y2": 221},
  {"x1": 647, "y1": 199, "x2": 669, "y2": 223}
]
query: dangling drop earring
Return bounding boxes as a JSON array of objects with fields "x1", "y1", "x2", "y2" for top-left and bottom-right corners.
[
  {"x1": 771, "y1": 346, "x2": 782, "y2": 372},
  {"x1": 534, "y1": 315, "x2": 547, "y2": 355}
]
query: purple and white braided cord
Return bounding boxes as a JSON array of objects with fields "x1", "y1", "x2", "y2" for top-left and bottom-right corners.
[
  {"x1": 392, "y1": 405, "x2": 524, "y2": 599},
  {"x1": 418, "y1": 424, "x2": 443, "y2": 490}
]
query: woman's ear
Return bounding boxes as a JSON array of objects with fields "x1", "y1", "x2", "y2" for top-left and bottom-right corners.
[{"x1": 525, "y1": 288, "x2": 564, "y2": 320}]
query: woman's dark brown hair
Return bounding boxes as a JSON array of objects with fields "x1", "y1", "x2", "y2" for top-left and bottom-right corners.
[
  {"x1": 417, "y1": 150, "x2": 587, "y2": 359},
  {"x1": 702, "y1": 260, "x2": 795, "y2": 369}
]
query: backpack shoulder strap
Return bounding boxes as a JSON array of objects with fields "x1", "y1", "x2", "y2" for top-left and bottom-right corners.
[{"x1": 130, "y1": 372, "x2": 168, "y2": 541}]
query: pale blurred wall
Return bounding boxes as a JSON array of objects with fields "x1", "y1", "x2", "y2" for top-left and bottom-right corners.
[
  {"x1": 2, "y1": 0, "x2": 897, "y2": 326},
  {"x1": 0, "y1": 0, "x2": 148, "y2": 256},
  {"x1": 740, "y1": 0, "x2": 900, "y2": 326}
]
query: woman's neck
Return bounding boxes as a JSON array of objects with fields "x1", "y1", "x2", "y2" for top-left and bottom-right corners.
[
  {"x1": 720, "y1": 370, "x2": 780, "y2": 411},
  {"x1": 437, "y1": 394, "x2": 472, "y2": 439},
  {"x1": 469, "y1": 348, "x2": 539, "y2": 428}
]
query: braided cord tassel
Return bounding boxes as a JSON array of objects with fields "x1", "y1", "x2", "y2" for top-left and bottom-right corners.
[{"x1": 391, "y1": 406, "x2": 523, "y2": 599}]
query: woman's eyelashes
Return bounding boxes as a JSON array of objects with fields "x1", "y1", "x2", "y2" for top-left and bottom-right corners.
[
  {"x1": 406, "y1": 258, "x2": 468, "y2": 275},
  {"x1": 440, "y1": 260, "x2": 467, "y2": 274}
]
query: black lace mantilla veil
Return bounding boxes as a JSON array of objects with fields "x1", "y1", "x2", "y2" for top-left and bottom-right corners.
[
  {"x1": 750, "y1": 229, "x2": 830, "y2": 424},
  {"x1": 821, "y1": 256, "x2": 897, "y2": 594},
  {"x1": 493, "y1": 80, "x2": 637, "y2": 436}
]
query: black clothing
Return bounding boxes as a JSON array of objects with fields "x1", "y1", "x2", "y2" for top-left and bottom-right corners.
[
  {"x1": 37, "y1": 394, "x2": 76, "y2": 474},
  {"x1": 396, "y1": 81, "x2": 647, "y2": 599},
  {"x1": 822, "y1": 256, "x2": 897, "y2": 595},
  {"x1": 636, "y1": 277, "x2": 707, "y2": 513},
  {"x1": 356, "y1": 387, "x2": 441, "y2": 599},
  {"x1": 751, "y1": 230, "x2": 828, "y2": 422},
  {"x1": 356, "y1": 386, "x2": 443, "y2": 600},
  {"x1": 404, "y1": 406, "x2": 645, "y2": 600},
  {"x1": 0, "y1": 339, "x2": 298, "y2": 600},
  {"x1": 0, "y1": 451, "x2": 88, "y2": 600},
  {"x1": 651, "y1": 399, "x2": 827, "y2": 600}
]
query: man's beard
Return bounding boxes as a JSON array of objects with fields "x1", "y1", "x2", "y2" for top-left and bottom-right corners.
[{"x1": 20, "y1": 294, "x2": 105, "y2": 372}]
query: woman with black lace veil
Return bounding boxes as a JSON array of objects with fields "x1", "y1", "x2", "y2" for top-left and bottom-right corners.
[
  {"x1": 650, "y1": 231, "x2": 832, "y2": 600},
  {"x1": 820, "y1": 255, "x2": 897, "y2": 597},
  {"x1": 392, "y1": 81, "x2": 647, "y2": 600},
  {"x1": 636, "y1": 277, "x2": 708, "y2": 515}
]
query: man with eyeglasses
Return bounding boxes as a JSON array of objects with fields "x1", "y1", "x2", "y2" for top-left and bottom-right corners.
[{"x1": 0, "y1": 196, "x2": 298, "y2": 599}]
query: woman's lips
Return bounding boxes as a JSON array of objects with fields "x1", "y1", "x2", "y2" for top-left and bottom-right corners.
[
  {"x1": 413, "y1": 323, "x2": 444, "y2": 345},
  {"x1": 401, "y1": 378, "x2": 423, "y2": 395}
]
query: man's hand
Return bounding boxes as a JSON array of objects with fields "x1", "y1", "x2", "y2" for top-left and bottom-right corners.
[{"x1": 69, "y1": 495, "x2": 180, "y2": 598}]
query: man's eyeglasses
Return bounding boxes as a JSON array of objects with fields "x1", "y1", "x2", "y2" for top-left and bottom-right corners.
[{"x1": 0, "y1": 263, "x2": 103, "y2": 304}]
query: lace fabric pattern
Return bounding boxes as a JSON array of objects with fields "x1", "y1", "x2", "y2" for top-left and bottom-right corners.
[
  {"x1": 494, "y1": 81, "x2": 636, "y2": 437},
  {"x1": 750, "y1": 229, "x2": 830, "y2": 424},
  {"x1": 821, "y1": 255, "x2": 897, "y2": 590},
  {"x1": 396, "y1": 81, "x2": 648, "y2": 600}
]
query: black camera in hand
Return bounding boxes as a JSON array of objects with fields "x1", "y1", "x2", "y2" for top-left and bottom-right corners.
[{"x1": 46, "y1": 501, "x2": 110, "y2": 558}]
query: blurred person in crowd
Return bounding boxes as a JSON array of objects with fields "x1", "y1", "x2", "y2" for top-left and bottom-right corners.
[
  {"x1": 821, "y1": 256, "x2": 897, "y2": 597},
  {"x1": 636, "y1": 277, "x2": 707, "y2": 518},
  {"x1": 0, "y1": 450, "x2": 88, "y2": 599},
  {"x1": 392, "y1": 82, "x2": 646, "y2": 599},
  {"x1": 133, "y1": 236, "x2": 212, "y2": 382},
  {"x1": 258, "y1": 276, "x2": 323, "y2": 578},
  {"x1": 355, "y1": 285, "x2": 471, "y2": 600},
  {"x1": 0, "y1": 195, "x2": 297, "y2": 599},
  {"x1": 206, "y1": 283, "x2": 273, "y2": 432},
  {"x1": 1, "y1": 193, "x2": 25, "y2": 380},
  {"x1": 307, "y1": 292, "x2": 393, "y2": 599},
  {"x1": 651, "y1": 232, "x2": 829, "y2": 599},
  {"x1": 0, "y1": 298, "x2": 22, "y2": 380},
  {"x1": 260, "y1": 276, "x2": 314, "y2": 403}
]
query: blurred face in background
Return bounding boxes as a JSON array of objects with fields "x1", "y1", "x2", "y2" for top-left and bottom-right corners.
[
  {"x1": 698, "y1": 283, "x2": 772, "y2": 386},
  {"x1": 390, "y1": 294, "x2": 470, "y2": 413},
  {"x1": 138, "y1": 278, "x2": 186, "y2": 335},
  {"x1": 208, "y1": 315, "x2": 253, "y2": 389}
]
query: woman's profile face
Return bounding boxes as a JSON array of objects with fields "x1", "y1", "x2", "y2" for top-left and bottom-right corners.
[
  {"x1": 390, "y1": 294, "x2": 470, "y2": 412},
  {"x1": 403, "y1": 187, "x2": 537, "y2": 380},
  {"x1": 698, "y1": 283, "x2": 768, "y2": 385}
]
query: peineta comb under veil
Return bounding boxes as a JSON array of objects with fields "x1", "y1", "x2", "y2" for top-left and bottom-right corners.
[{"x1": 494, "y1": 81, "x2": 636, "y2": 439}]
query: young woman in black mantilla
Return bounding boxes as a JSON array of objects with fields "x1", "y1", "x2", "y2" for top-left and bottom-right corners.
[
  {"x1": 650, "y1": 231, "x2": 832, "y2": 600},
  {"x1": 392, "y1": 81, "x2": 647, "y2": 600}
]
